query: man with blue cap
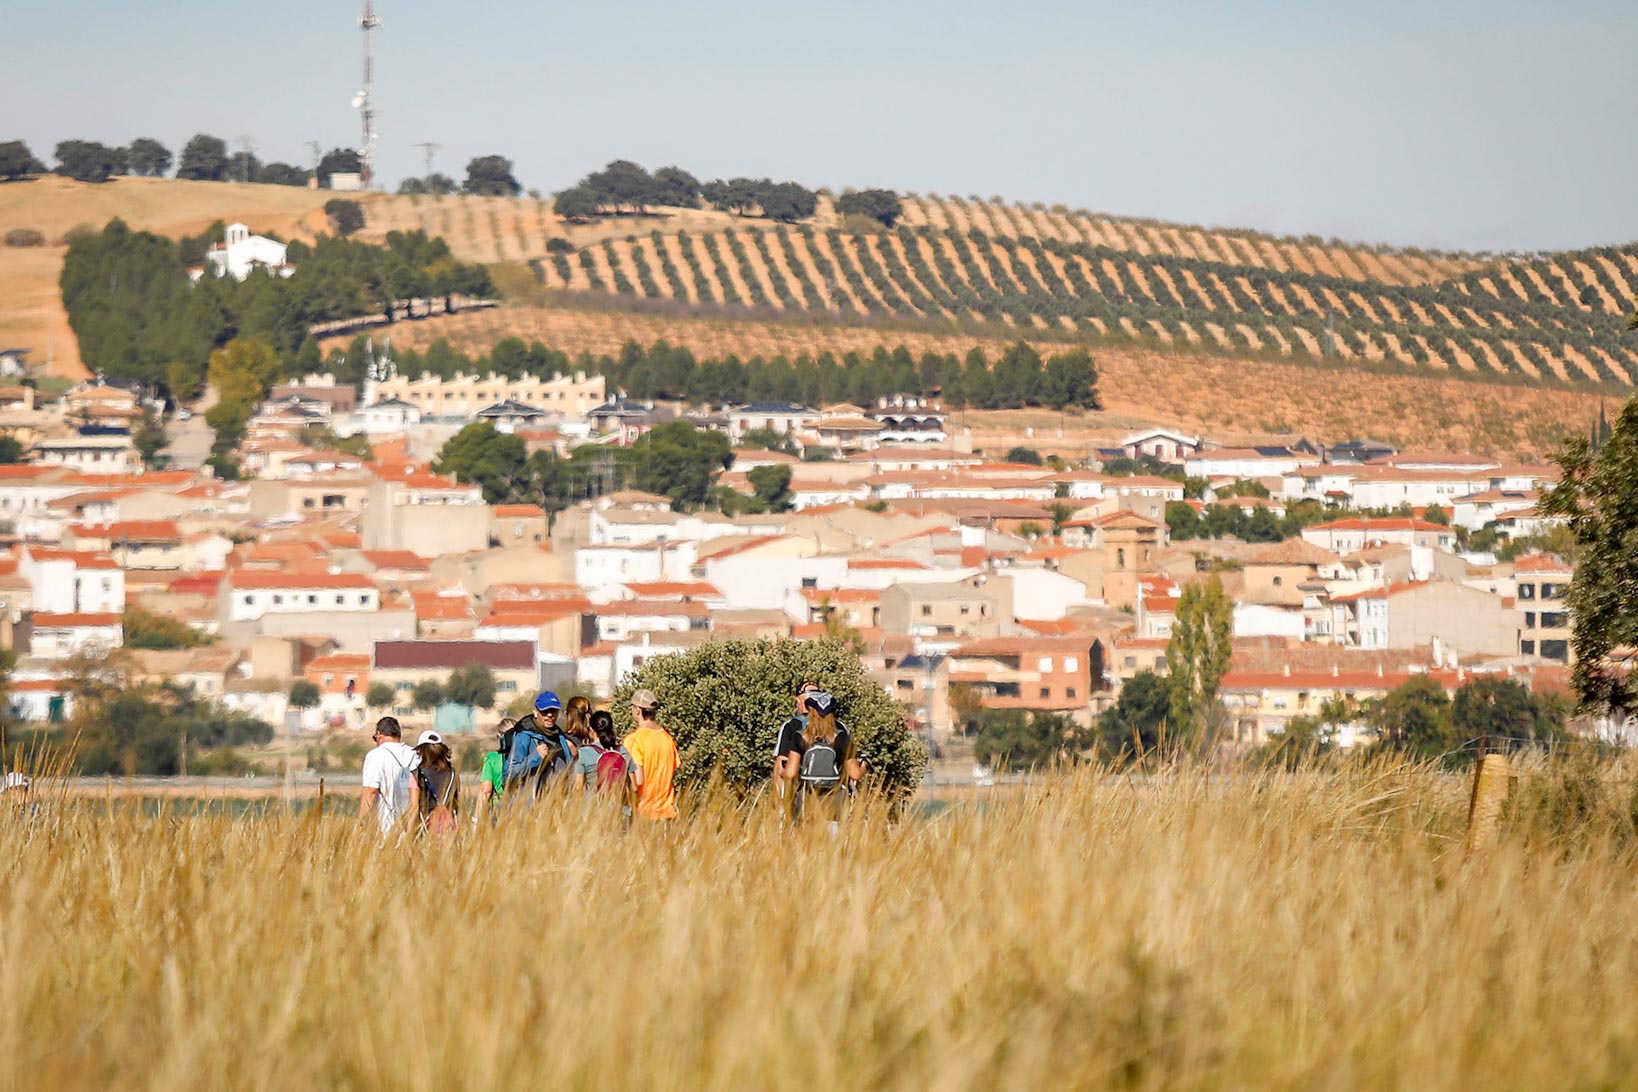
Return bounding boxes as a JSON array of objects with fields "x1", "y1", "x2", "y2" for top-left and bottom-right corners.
[{"x1": 497, "y1": 689, "x2": 578, "y2": 796}]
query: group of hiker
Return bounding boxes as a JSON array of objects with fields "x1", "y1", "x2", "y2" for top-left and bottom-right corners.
[{"x1": 359, "y1": 680, "x2": 866, "y2": 837}]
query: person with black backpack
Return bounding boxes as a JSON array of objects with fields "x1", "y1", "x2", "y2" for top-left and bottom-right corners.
[
  {"x1": 497, "y1": 691, "x2": 578, "y2": 802},
  {"x1": 773, "y1": 687, "x2": 866, "y2": 829},
  {"x1": 412, "y1": 730, "x2": 460, "y2": 839}
]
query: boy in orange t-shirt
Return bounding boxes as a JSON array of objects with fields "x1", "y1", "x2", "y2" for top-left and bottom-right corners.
[{"x1": 623, "y1": 689, "x2": 679, "y2": 821}]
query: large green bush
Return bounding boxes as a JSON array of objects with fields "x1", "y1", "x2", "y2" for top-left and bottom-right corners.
[{"x1": 611, "y1": 638, "x2": 926, "y2": 801}]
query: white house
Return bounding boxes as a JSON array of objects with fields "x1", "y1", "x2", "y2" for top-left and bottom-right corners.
[
  {"x1": 33, "y1": 436, "x2": 136, "y2": 475},
  {"x1": 197, "y1": 223, "x2": 295, "y2": 282},
  {"x1": 29, "y1": 612, "x2": 123, "y2": 658},
  {"x1": 1006, "y1": 567, "x2": 1092, "y2": 622},
  {"x1": 1184, "y1": 447, "x2": 1316, "y2": 480},
  {"x1": 8, "y1": 678, "x2": 74, "y2": 722},
  {"x1": 1330, "y1": 589, "x2": 1390, "y2": 649},
  {"x1": 729, "y1": 402, "x2": 821, "y2": 442},
  {"x1": 574, "y1": 542, "x2": 699, "y2": 587},
  {"x1": 1301, "y1": 518, "x2": 1455, "y2": 555},
  {"x1": 1232, "y1": 602, "x2": 1306, "y2": 640},
  {"x1": 17, "y1": 547, "x2": 123, "y2": 614},
  {"x1": 352, "y1": 398, "x2": 423, "y2": 436},
  {"x1": 1451, "y1": 491, "x2": 1540, "y2": 533},
  {"x1": 1121, "y1": 428, "x2": 1203, "y2": 463},
  {"x1": 222, "y1": 572, "x2": 380, "y2": 622}
]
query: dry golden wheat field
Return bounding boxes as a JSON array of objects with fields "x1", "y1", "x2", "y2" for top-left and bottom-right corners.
[{"x1": 5, "y1": 760, "x2": 1638, "y2": 1090}]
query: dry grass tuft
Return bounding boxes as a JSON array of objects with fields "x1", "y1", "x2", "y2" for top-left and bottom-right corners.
[{"x1": 3, "y1": 761, "x2": 1637, "y2": 1088}]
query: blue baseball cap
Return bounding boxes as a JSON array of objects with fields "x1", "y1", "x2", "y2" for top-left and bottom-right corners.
[{"x1": 534, "y1": 690, "x2": 562, "y2": 712}]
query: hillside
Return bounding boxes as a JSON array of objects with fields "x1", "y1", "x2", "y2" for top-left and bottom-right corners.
[{"x1": 4, "y1": 176, "x2": 1635, "y2": 450}]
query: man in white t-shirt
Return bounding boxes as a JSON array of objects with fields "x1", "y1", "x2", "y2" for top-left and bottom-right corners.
[{"x1": 360, "y1": 716, "x2": 420, "y2": 836}]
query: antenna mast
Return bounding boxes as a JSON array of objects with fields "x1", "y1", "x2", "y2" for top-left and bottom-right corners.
[
  {"x1": 414, "y1": 141, "x2": 441, "y2": 181},
  {"x1": 357, "y1": 0, "x2": 381, "y2": 187}
]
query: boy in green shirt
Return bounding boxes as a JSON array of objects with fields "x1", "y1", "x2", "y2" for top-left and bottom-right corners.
[{"x1": 474, "y1": 718, "x2": 513, "y2": 824}]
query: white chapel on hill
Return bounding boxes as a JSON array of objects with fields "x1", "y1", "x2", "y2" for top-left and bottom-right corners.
[{"x1": 191, "y1": 223, "x2": 296, "y2": 283}]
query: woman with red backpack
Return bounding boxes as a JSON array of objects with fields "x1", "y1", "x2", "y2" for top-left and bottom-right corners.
[{"x1": 575, "y1": 709, "x2": 631, "y2": 794}]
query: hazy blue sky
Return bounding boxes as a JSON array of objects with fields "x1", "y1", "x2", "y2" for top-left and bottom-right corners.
[{"x1": 8, "y1": 0, "x2": 1634, "y2": 252}]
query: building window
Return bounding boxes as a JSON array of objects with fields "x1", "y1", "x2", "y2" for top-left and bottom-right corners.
[
  {"x1": 1540, "y1": 639, "x2": 1569, "y2": 661},
  {"x1": 1065, "y1": 656, "x2": 1079, "y2": 672},
  {"x1": 394, "y1": 680, "x2": 412, "y2": 691},
  {"x1": 1525, "y1": 612, "x2": 1536, "y2": 628},
  {"x1": 322, "y1": 674, "x2": 333, "y2": 687},
  {"x1": 335, "y1": 594, "x2": 345, "y2": 605},
  {"x1": 273, "y1": 594, "x2": 284, "y2": 605},
  {"x1": 1037, "y1": 656, "x2": 1053, "y2": 672},
  {"x1": 1520, "y1": 640, "x2": 1535, "y2": 654},
  {"x1": 1039, "y1": 687, "x2": 1051, "y2": 699},
  {"x1": 1123, "y1": 656, "x2": 1136, "y2": 668},
  {"x1": 308, "y1": 595, "x2": 318, "y2": 605},
  {"x1": 497, "y1": 680, "x2": 518, "y2": 692},
  {"x1": 243, "y1": 595, "x2": 254, "y2": 606},
  {"x1": 897, "y1": 679, "x2": 912, "y2": 691},
  {"x1": 920, "y1": 605, "x2": 932, "y2": 617},
  {"x1": 959, "y1": 604, "x2": 970, "y2": 615},
  {"x1": 1541, "y1": 584, "x2": 1564, "y2": 601},
  {"x1": 1541, "y1": 612, "x2": 1568, "y2": 630},
  {"x1": 1518, "y1": 583, "x2": 1536, "y2": 601},
  {"x1": 1066, "y1": 688, "x2": 1077, "y2": 699}
]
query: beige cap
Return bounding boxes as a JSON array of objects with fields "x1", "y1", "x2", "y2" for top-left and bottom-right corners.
[{"x1": 629, "y1": 688, "x2": 660, "y2": 712}]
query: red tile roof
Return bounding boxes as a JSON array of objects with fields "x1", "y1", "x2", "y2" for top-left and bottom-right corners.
[
  {"x1": 595, "y1": 599, "x2": 710, "y2": 618},
  {"x1": 361, "y1": 549, "x2": 430, "y2": 572},
  {"x1": 228, "y1": 572, "x2": 377, "y2": 591},
  {"x1": 169, "y1": 573, "x2": 224, "y2": 596},
  {"x1": 71, "y1": 520, "x2": 183, "y2": 542},
  {"x1": 24, "y1": 548, "x2": 121, "y2": 570},
  {"x1": 476, "y1": 607, "x2": 579, "y2": 628},
  {"x1": 411, "y1": 592, "x2": 473, "y2": 621},
  {"x1": 493, "y1": 504, "x2": 546, "y2": 518},
  {"x1": 33, "y1": 612, "x2": 121, "y2": 628},
  {"x1": 623, "y1": 581, "x2": 722, "y2": 598}
]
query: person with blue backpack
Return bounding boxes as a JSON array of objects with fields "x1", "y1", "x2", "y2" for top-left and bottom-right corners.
[{"x1": 498, "y1": 690, "x2": 579, "y2": 801}]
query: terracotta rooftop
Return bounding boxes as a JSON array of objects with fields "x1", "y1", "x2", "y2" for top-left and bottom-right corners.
[
  {"x1": 411, "y1": 593, "x2": 474, "y2": 621},
  {"x1": 32, "y1": 612, "x2": 121, "y2": 628},
  {"x1": 362, "y1": 549, "x2": 430, "y2": 572},
  {"x1": 228, "y1": 572, "x2": 377, "y2": 591}
]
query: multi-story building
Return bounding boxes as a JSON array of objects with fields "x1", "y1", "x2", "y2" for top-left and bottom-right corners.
[
  {"x1": 946, "y1": 636, "x2": 1106, "y2": 722},
  {"x1": 367, "y1": 371, "x2": 606, "y2": 420},
  {"x1": 1514, "y1": 554, "x2": 1572, "y2": 663}
]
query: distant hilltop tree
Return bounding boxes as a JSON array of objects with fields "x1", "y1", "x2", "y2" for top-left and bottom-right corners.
[
  {"x1": 399, "y1": 172, "x2": 457, "y2": 196},
  {"x1": 0, "y1": 140, "x2": 46, "y2": 181},
  {"x1": 463, "y1": 155, "x2": 522, "y2": 197},
  {"x1": 125, "y1": 138, "x2": 172, "y2": 177},
  {"x1": 255, "y1": 162, "x2": 310, "y2": 187},
  {"x1": 54, "y1": 140, "x2": 124, "y2": 184},
  {"x1": 836, "y1": 188, "x2": 904, "y2": 228},
  {"x1": 176, "y1": 134, "x2": 230, "y2": 181},
  {"x1": 551, "y1": 159, "x2": 818, "y2": 223}
]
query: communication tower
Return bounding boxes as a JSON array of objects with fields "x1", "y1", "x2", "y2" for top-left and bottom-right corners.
[{"x1": 354, "y1": 0, "x2": 382, "y2": 187}]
